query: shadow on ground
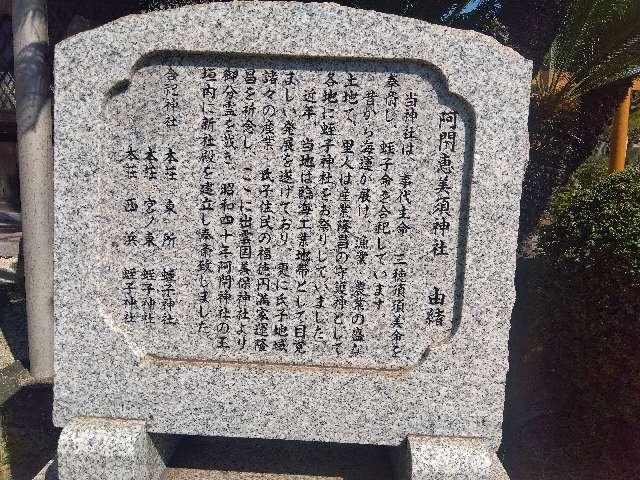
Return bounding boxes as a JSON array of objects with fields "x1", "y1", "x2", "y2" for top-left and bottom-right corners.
[
  {"x1": 0, "y1": 296, "x2": 28, "y2": 372},
  {"x1": 0, "y1": 252, "x2": 28, "y2": 371},
  {"x1": 170, "y1": 435, "x2": 397, "y2": 480},
  {"x1": 1, "y1": 384, "x2": 60, "y2": 480},
  {"x1": 500, "y1": 257, "x2": 640, "y2": 480},
  {"x1": 0, "y1": 266, "x2": 60, "y2": 480}
]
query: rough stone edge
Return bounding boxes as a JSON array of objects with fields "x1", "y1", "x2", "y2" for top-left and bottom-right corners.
[
  {"x1": 401, "y1": 435, "x2": 509, "y2": 480},
  {"x1": 56, "y1": 417, "x2": 172, "y2": 480},
  {"x1": 52, "y1": 0, "x2": 532, "y2": 448},
  {"x1": 32, "y1": 460, "x2": 58, "y2": 480}
]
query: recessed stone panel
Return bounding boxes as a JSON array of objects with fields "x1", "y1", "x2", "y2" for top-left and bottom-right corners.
[{"x1": 99, "y1": 55, "x2": 469, "y2": 370}]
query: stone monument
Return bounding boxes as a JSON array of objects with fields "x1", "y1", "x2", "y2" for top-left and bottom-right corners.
[{"x1": 52, "y1": 2, "x2": 531, "y2": 479}]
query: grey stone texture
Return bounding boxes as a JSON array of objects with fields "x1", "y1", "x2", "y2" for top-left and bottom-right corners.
[
  {"x1": 403, "y1": 436, "x2": 509, "y2": 479},
  {"x1": 102, "y1": 55, "x2": 469, "y2": 371},
  {"x1": 163, "y1": 471, "x2": 341, "y2": 480},
  {"x1": 12, "y1": 0, "x2": 55, "y2": 380},
  {"x1": 53, "y1": 0, "x2": 530, "y2": 475},
  {"x1": 57, "y1": 417, "x2": 172, "y2": 480}
]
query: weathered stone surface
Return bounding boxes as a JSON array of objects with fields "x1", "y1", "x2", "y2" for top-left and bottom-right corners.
[
  {"x1": 102, "y1": 55, "x2": 469, "y2": 371},
  {"x1": 32, "y1": 460, "x2": 57, "y2": 480},
  {"x1": 163, "y1": 471, "x2": 342, "y2": 480},
  {"x1": 54, "y1": 0, "x2": 530, "y2": 453},
  {"x1": 403, "y1": 436, "x2": 509, "y2": 480},
  {"x1": 57, "y1": 418, "x2": 171, "y2": 480}
]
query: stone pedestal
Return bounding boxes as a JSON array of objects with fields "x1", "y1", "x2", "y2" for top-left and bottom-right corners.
[
  {"x1": 57, "y1": 417, "x2": 174, "y2": 480},
  {"x1": 402, "y1": 436, "x2": 508, "y2": 480}
]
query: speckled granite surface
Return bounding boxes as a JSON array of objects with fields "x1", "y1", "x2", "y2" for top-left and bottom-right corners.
[
  {"x1": 404, "y1": 436, "x2": 509, "y2": 479},
  {"x1": 57, "y1": 417, "x2": 170, "y2": 480},
  {"x1": 37, "y1": 466, "x2": 349, "y2": 480},
  {"x1": 53, "y1": 0, "x2": 530, "y2": 459},
  {"x1": 99, "y1": 55, "x2": 470, "y2": 371},
  {"x1": 162, "y1": 471, "x2": 341, "y2": 480}
]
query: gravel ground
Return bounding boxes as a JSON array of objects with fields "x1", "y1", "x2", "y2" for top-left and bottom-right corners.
[
  {"x1": 0, "y1": 258, "x2": 16, "y2": 287},
  {"x1": 0, "y1": 257, "x2": 59, "y2": 480}
]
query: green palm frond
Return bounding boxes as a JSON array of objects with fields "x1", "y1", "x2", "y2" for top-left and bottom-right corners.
[{"x1": 537, "y1": 0, "x2": 640, "y2": 106}]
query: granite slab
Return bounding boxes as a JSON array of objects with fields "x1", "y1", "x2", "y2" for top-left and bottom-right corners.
[{"x1": 53, "y1": 0, "x2": 531, "y2": 451}]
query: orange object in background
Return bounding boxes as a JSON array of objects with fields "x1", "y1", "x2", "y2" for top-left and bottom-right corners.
[
  {"x1": 609, "y1": 78, "x2": 640, "y2": 173},
  {"x1": 609, "y1": 86, "x2": 632, "y2": 172}
]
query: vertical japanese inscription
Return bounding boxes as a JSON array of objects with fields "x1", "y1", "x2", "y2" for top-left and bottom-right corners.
[{"x1": 103, "y1": 56, "x2": 468, "y2": 370}]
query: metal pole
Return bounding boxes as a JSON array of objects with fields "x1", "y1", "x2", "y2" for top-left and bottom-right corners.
[
  {"x1": 609, "y1": 86, "x2": 632, "y2": 173},
  {"x1": 11, "y1": 0, "x2": 54, "y2": 380}
]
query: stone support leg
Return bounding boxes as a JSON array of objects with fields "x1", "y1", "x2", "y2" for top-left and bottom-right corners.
[
  {"x1": 400, "y1": 435, "x2": 509, "y2": 480},
  {"x1": 57, "y1": 417, "x2": 174, "y2": 480}
]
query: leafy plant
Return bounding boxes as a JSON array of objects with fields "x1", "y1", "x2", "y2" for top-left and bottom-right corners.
[
  {"x1": 538, "y1": 154, "x2": 640, "y2": 284},
  {"x1": 529, "y1": 155, "x2": 640, "y2": 448},
  {"x1": 534, "y1": 0, "x2": 640, "y2": 108},
  {"x1": 517, "y1": 0, "x2": 639, "y2": 250}
]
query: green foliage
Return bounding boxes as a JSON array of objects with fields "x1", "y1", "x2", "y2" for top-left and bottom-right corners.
[
  {"x1": 520, "y1": 0, "x2": 638, "y2": 248},
  {"x1": 536, "y1": 0, "x2": 640, "y2": 106},
  {"x1": 538, "y1": 155, "x2": 640, "y2": 284},
  {"x1": 497, "y1": 0, "x2": 569, "y2": 68},
  {"x1": 601, "y1": 96, "x2": 640, "y2": 142},
  {"x1": 532, "y1": 158, "x2": 640, "y2": 435}
]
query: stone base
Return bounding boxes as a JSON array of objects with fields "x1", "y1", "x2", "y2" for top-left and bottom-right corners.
[
  {"x1": 56, "y1": 417, "x2": 174, "y2": 480},
  {"x1": 43, "y1": 425, "x2": 508, "y2": 480},
  {"x1": 163, "y1": 470, "x2": 342, "y2": 480},
  {"x1": 35, "y1": 465, "x2": 340, "y2": 480},
  {"x1": 401, "y1": 436, "x2": 509, "y2": 480}
]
